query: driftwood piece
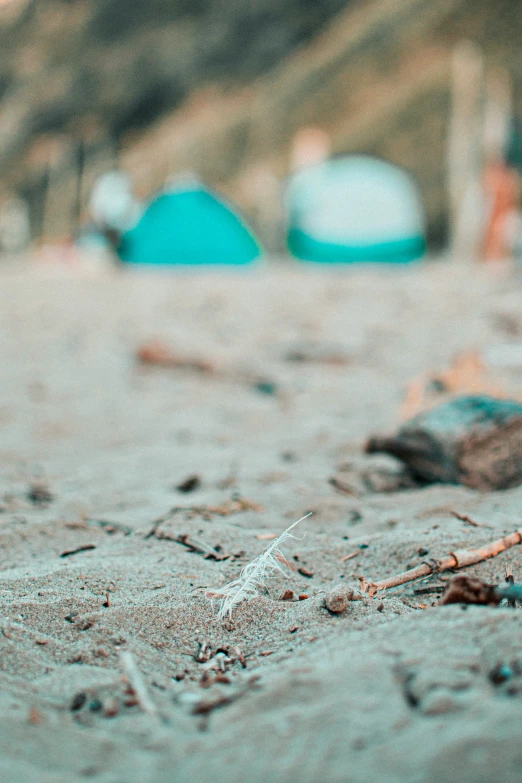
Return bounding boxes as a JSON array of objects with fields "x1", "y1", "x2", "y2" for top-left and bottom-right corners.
[
  {"x1": 366, "y1": 395, "x2": 522, "y2": 490},
  {"x1": 439, "y1": 574, "x2": 522, "y2": 606},
  {"x1": 438, "y1": 574, "x2": 501, "y2": 606},
  {"x1": 366, "y1": 528, "x2": 522, "y2": 594}
]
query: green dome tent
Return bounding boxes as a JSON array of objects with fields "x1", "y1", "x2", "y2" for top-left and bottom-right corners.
[
  {"x1": 285, "y1": 156, "x2": 426, "y2": 263},
  {"x1": 118, "y1": 184, "x2": 261, "y2": 266}
]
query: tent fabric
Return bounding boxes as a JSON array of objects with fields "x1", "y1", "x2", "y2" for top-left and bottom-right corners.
[
  {"x1": 288, "y1": 229, "x2": 425, "y2": 264},
  {"x1": 285, "y1": 156, "x2": 426, "y2": 263},
  {"x1": 118, "y1": 187, "x2": 261, "y2": 265}
]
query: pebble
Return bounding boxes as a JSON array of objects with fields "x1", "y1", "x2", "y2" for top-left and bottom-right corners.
[
  {"x1": 325, "y1": 585, "x2": 357, "y2": 613},
  {"x1": 420, "y1": 688, "x2": 464, "y2": 715}
]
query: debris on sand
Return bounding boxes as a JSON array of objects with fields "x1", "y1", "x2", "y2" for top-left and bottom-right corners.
[
  {"x1": 136, "y1": 339, "x2": 214, "y2": 373},
  {"x1": 120, "y1": 651, "x2": 157, "y2": 717},
  {"x1": 324, "y1": 584, "x2": 365, "y2": 613},
  {"x1": 176, "y1": 474, "x2": 201, "y2": 493},
  {"x1": 60, "y1": 544, "x2": 97, "y2": 558},
  {"x1": 146, "y1": 496, "x2": 263, "y2": 534},
  {"x1": 191, "y1": 676, "x2": 260, "y2": 716},
  {"x1": 439, "y1": 575, "x2": 501, "y2": 606},
  {"x1": 330, "y1": 458, "x2": 418, "y2": 496},
  {"x1": 27, "y1": 482, "x2": 54, "y2": 506},
  {"x1": 366, "y1": 395, "x2": 522, "y2": 490},
  {"x1": 164, "y1": 532, "x2": 231, "y2": 561},
  {"x1": 439, "y1": 573, "x2": 522, "y2": 607},
  {"x1": 400, "y1": 351, "x2": 506, "y2": 420},
  {"x1": 283, "y1": 341, "x2": 352, "y2": 366},
  {"x1": 364, "y1": 527, "x2": 522, "y2": 594},
  {"x1": 253, "y1": 380, "x2": 278, "y2": 396}
]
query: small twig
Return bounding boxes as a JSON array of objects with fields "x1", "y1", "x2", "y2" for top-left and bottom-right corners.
[
  {"x1": 191, "y1": 676, "x2": 260, "y2": 716},
  {"x1": 173, "y1": 534, "x2": 230, "y2": 561},
  {"x1": 233, "y1": 646, "x2": 247, "y2": 668},
  {"x1": 505, "y1": 563, "x2": 516, "y2": 607},
  {"x1": 120, "y1": 651, "x2": 157, "y2": 717},
  {"x1": 413, "y1": 584, "x2": 447, "y2": 595},
  {"x1": 450, "y1": 510, "x2": 481, "y2": 527},
  {"x1": 60, "y1": 544, "x2": 96, "y2": 558},
  {"x1": 366, "y1": 529, "x2": 522, "y2": 594},
  {"x1": 329, "y1": 476, "x2": 357, "y2": 496}
]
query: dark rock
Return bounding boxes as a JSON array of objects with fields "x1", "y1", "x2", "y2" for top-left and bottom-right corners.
[
  {"x1": 176, "y1": 474, "x2": 201, "y2": 493},
  {"x1": 27, "y1": 482, "x2": 54, "y2": 506},
  {"x1": 366, "y1": 396, "x2": 522, "y2": 491},
  {"x1": 71, "y1": 692, "x2": 87, "y2": 711}
]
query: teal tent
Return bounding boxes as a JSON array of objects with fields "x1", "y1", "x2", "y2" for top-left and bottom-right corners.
[
  {"x1": 118, "y1": 184, "x2": 261, "y2": 266},
  {"x1": 285, "y1": 156, "x2": 425, "y2": 263}
]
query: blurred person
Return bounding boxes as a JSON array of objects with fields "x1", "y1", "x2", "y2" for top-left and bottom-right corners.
[
  {"x1": 482, "y1": 115, "x2": 522, "y2": 263},
  {"x1": 88, "y1": 170, "x2": 142, "y2": 241},
  {"x1": 482, "y1": 157, "x2": 520, "y2": 262},
  {"x1": 0, "y1": 196, "x2": 31, "y2": 254}
]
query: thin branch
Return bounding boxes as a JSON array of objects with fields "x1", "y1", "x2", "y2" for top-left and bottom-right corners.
[
  {"x1": 450, "y1": 510, "x2": 481, "y2": 527},
  {"x1": 366, "y1": 529, "x2": 522, "y2": 594}
]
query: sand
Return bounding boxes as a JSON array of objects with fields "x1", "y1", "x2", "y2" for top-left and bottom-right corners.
[{"x1": 1, "y1": 260, "x2": 522, "y2": 782}]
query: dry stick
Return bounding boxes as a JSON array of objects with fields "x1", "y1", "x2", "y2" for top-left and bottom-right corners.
[
  {"x1": 368, "y1": 529, "x2": 522, "y2": 593},
  {"x1": 120, "y1": 651, "x2": 157, "y2": 717},
  {"x1": 450, "y1": 510, "x2": 481, "y2": 527}
]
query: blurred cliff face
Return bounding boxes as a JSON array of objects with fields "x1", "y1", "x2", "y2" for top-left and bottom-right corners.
[
  {"x1": 0, "y1": 0, "x2": 520, "y2": 247},
  {"x1": 0, "y1": 0, "x2": 355, "y2": 241},
  {"x1": 0, "y1": 0, "x2": 350, "y2": 175}
]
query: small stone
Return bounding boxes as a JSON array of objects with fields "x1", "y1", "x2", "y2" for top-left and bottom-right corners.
[
  {"x1": 420, "y1": 688, "x2": 463, "y2": 715},
  {"x1": 27, "y1": 483, "x2": 54, "y2": 506},
  {"x1": 176, "y1": 474, "x2": 201, "y2": 493},
  {"x1": 28, "y1": 706, "x2": 42, "y2": 724},
  {"x1": 325, "y1": 585, "x2": 356, "y2": 613},
  {"x1": 489, "y1": 663, "x2": 513, "y2": 685},
  {"x1": 71, "y1": 692, "x2": 87, "y2": 711},
  {"x1": 102, "y1": 697, "x2": 119, "y2": 718}
]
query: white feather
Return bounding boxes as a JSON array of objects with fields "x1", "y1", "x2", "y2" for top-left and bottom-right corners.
[{"x1": 208, "y1": 513, "x2": 310, "y2": 620}]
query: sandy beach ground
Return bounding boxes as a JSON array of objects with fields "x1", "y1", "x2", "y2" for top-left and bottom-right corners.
[{"x1": 2, "y1": 260, "x2": 522, "y2": 782}]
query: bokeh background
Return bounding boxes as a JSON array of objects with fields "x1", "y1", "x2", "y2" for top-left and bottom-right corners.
[{"x1": 0, "y1": 0, "x2": 520, "y2": 261}]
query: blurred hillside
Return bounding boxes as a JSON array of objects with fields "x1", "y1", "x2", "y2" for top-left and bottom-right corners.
[{"x1": 0, "y1": 0, "x2": 520, "y2": 247}]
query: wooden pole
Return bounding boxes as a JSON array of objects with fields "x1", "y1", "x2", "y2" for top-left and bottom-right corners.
[{"x1": 447, "y1": 40, "x2": 484, "y2": 262}]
